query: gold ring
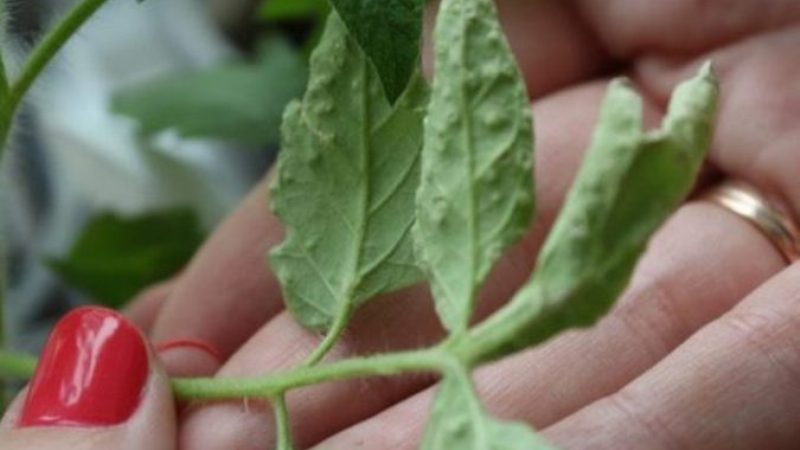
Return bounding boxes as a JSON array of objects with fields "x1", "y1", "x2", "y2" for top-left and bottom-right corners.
[{"x1": 704, "y1": 181, "x2": 800, "y2": 263}]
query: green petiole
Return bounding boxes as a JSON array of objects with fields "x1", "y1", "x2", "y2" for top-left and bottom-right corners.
[
  {"x1": 0, "y1": 0, "x2": 111, "y2": 148},
  {"x1": 171, "y1": 348, "x2": 446, "y2": 401}
]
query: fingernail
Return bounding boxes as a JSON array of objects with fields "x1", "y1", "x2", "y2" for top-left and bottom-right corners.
[
  {"x1": 155, "y1": 339, "x2": 223, "y2": 377},
  {"x1": 19, "y1": 307, "x2": 149, "y2": 427}
]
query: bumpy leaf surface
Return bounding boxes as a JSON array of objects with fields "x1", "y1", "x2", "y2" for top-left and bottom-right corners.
[
  {"x1": 329, "y1": 0, "x2": 424, "y2": 102},
  {"x1": 270, "y1": 14, "x2": 428, "y2": 331},
  {"x1": 423, "y1": 369, "x2": 555, "y2": 450},
  {"x1": 414, "y1": 0, "x2": 534, "y2": 334},
  {"x1": 467, "y1": 64, "x2": 719, "y2": 362}
]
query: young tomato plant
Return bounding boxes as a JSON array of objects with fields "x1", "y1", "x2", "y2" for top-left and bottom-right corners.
[{"x1": 0, "y1": 0, "x2": 718, "y2": 448}]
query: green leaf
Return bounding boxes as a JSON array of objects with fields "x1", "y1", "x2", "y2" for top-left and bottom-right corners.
[
  {"x1": 414, "y1": 0, "x2": 534, "y2": 334},
  {"x1": 48, "y1": 208, "x2": 204, "y2": 308},
  {"x1": 270, "y1": 13, "x2": 429, "y2": 331},
  {"x1": 328, "y1": 0, "x2": 424, "y2": 102},
  {"x1": 464, "y1": 64, "x2": 719, "y2": 363},
  {"x1": 112, "y1": 38, "x2": 306, "y2": 146},
  {"x1": 260, "y1": 0, "x2": 328, "y2": 20},
  {"x1": 423, "y1": 367, "x2": 556, "y2": 450}
]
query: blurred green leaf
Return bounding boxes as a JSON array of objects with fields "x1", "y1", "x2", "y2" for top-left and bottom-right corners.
[
  {"x1": 260, "y1": 0, "x2": 328, "y2": 20},
  {"x1": 112, "y1": 38, "x2": 306, "y2": 147},
  {"x1": 48, "y1": 208, "x2": 204, "y2": 308}
]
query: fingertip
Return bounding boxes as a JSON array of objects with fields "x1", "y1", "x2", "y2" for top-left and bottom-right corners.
[
  {"x1": 156, "y1": 339, "x2": 223, "y2": 377},
  {"x1": 0, "y1": 307, "x2": 178, "y2": 450}
]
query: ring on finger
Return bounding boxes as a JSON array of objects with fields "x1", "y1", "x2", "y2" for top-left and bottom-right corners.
[{"x1": 703, "y1": 180, "x2": 800, "y2": 263}]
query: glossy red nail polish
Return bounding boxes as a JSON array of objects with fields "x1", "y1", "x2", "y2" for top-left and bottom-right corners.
[{"x1": 19, "y1": 307, "x2": 149, "y2": 427}]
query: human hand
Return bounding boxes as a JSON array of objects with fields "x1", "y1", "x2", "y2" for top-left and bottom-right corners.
[{"x1": 125, "y1": 1, "x2": 800, "y2": 449}]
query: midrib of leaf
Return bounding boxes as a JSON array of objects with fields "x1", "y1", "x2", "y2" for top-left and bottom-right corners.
[
  {"x1": 414, "y1": 0, "x2": 535, "y2": 337},
  {"x1": 354, "y1": 56, "x2": 372, "y2": 288},
  {"x1": 306, "y1": 57, "x2": 374, "y2": 366},
  {"x1": 459, "y1": 9, "x2": 480, "y2": 331}
]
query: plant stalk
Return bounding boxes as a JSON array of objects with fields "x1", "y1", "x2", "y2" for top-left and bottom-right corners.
[
  {"x1": 303, "y1": 303, "x2": 353, "y2": 366},
  {"x1": 172, "y1": 348, "x2": 445, "y2": 401},
  {"x1": 0, "y1": 346, "x2": 460, "y2": 406},
  {"x1": 0, "y1": 0, "x2": 111, "y2": 148},
  {"x1": 272, "y1": 395, "x2": 294, "y2": 450}
]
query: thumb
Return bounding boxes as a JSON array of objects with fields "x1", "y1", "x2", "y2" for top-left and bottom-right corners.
[{"x1": 0, "y1": 307, "x2": 176, "y2": 450}]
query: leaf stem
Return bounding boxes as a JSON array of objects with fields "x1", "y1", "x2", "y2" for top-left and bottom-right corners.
[
  {"x1": 303, "y1": 303, "x2": 353, "y2": 366},
  {"x1": 0, "y1": 0, "x2": 111, "y2": 148},
  {"x1": 172, "y1": 348, "x2": 445, "y2": 401},
  {"x1": 2, "y1": 346, "x2": 454, "y2": 406},
  {"x1": 272, "y1": 395, "x2": 294, "y2": 450}
]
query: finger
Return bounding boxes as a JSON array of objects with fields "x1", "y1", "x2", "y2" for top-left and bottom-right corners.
[
  {"x1": 309, "y1": 198, "x2": 785, "y2": 450},
  {"x1": 422, "y1": 0, "x2": 612, "y2": 99},
  {"x1": 577, "y1": 0, "x2": 800, "y2": 57},
  {"x1": 149, "y1": 176, "x2": 285, "y2": 376},
  {"x1": 635, "y1": 25, "x2": 800, "y2": 214},
  {"x1": 545, "y1": 263, "x2": 800, "y2": 450},
  {"x1": 0, "y1": 307, "x2": 176, "y2": 450},
  {"x1": 176, "y1": 81, "x2": 695, "y2": 450},
  {"x1": 425, "y1": 0, "x2": 800, "y2": 99},
  {"x1": 124, "y1": 277, "x2": 178, "y2": 333}
]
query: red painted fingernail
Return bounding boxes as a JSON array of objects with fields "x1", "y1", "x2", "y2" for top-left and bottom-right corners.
[
  {"x1": 19, "y1": 307, "x2": 149, "y2": 428},
  {"x1": 155, "y1": 339, "x2": 223, "y2": 363}
]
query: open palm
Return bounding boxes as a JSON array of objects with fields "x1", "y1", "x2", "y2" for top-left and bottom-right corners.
[{"x1": 126, "y1": 1, "x2": 800, "y2": 448}]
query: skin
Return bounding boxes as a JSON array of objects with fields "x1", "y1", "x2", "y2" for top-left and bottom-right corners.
[{"x1": 4, "y1": 1, "x2": 800, "y2": 449}]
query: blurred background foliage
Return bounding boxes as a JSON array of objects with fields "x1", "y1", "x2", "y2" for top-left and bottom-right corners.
[{"x1": 5, "y1": 0, "x2": 324, "y2": 352}]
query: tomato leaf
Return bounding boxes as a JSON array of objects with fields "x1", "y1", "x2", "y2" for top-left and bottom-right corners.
[
  {"x1": 414, "y1": 0, "x2": 534, "y2": 334},
  {"x1": 464, "y1": 64, "x2": 719, "y2": 363},
  {"x1": 270, "y1": 13, "x2": 429, "y2": 331}
]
